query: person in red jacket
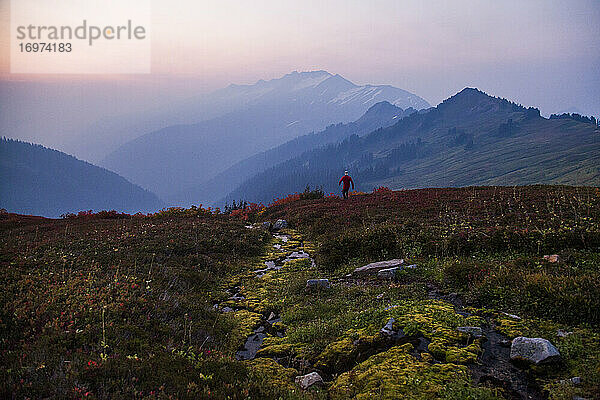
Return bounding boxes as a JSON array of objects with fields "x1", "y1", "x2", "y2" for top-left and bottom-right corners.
[{"x1": 339, "y1": 171, "x2": 354, "y2": 199}]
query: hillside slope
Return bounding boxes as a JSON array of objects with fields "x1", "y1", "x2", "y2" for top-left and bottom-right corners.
[
  {"x1": 174, "y1": 101, "x2": 417, "y2": 206},
  {"x1": 2, "y1": 186, "x2": 599, "y2": 399},
  {"x1": 226, "y1": 88, "x2": 600, "y2": 204},
  {"x1": 101, "y1": 71, "x2": 430, "y2": 199},
  {"x1": 0, "y1": 138, "x2": 164, "y2": 217}
]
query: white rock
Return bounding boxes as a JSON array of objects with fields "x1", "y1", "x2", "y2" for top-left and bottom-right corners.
[
  {"x1": 353, "y1": 259, "x2": 404, "y2": 276},
  {"x1": 510, "y1": 337, "x2": 560, "y2": 364},
  {"x1": 295, "y1": 371, "x2": 323, "y2": 390}
]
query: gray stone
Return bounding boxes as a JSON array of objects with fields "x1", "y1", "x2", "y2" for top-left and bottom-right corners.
[
  {"x1": 262, "y1": 221, "x2": 272, "y2": 229},
  {"x1": 377, "y1": 267, "x2": 400, "y2": 279},
  {"x1": 353, "y1": 259, "x2": 404, "y2": 276},
  {"x1": 510, "y1": 337, "x2": 560, "y2": 364},
  {"x1": 376, "y1": 265, "x2": 415, "y2": 279},
  {"x1": 306, "y1": 279, "x2": 330, "y2": 289},
  {"x1": 295, "y1": 371, "x2": 323, "y2": 390},
  {"x1": 273, "y1": 219, "x2": 288, "y2": 230},
  {"x1": 381, "y1": 318, "x2": 395, "y2": 335},
  {"x1": 502, "y1": 312, "x2": 522, "y2": 320},
  {"x1": 457, "y1": 326, "x2": 484, "y2": 338},
  {"x1": 560, "y1": 376, "x2": 582, "y2": 385},
  {"x1": 221, "y1": 306, "x2": 234, "y2": 313},
  {"x1": 557, "y1": 329, "x2": 573, "y2": 338}
]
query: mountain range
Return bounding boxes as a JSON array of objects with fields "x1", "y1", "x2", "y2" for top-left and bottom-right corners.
[
  {"x1": 100, "y1": 71, "x2": 430, "y2": 200},
  {"x1": 0, "y1": 138, "x2": 164, "y2": 217},
  {"x1": 174, "y1": 100, "x2": 418, "y2": 206},
  {"x1": 225, "y1": 88, "x2": 600, "y2": 204}
]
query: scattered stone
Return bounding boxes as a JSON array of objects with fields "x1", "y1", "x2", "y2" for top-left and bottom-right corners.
[
  {"x1": 560, "y1": 377, "x2": 582, "y2": 385},
  {"x1": 262, "y1": 221, "x2": 272, "y2": 230},
  {"x1": 498, "y1": 339, "x2": 512, "y2": 348},
  {"x1": 543, "y1": 254, "x2": 561, "y2": 263},
  {"x1": 557, "y1": 329, "x2": 573, "y2": 338},
  {"x1": 295, "y1": 371, "x2": 323, "y2": 390},
  {"x1": 376, "y1": 293, "x2": 384, "y2": 299},
  {"x1": 353, "y1": 259, "x2": 404, "y2": 276},
  {"x1": 380, "y1": 318, "x2": 395, "y2": 335},
  {"x1": 510, "y1": 337, "x2": 560, "y2": 364},
  {"x1": 501, "y1": 312, "x2": 522, "y2": 320},
  {"x1": 221, "y1": 306, "x2": 234, "y2": 313},
  {"x1": 306, "y1": 279, "x2": 331, "y2": 289},
  {"x1": 457, "y1": 326, "x2": 484, "y2": 338},
  {"x1": 273, "y1": 219, "x2": 288, "y2": 230},
  {"x1": 267, "y1": 312, "x2": 276, "y2": 321}
]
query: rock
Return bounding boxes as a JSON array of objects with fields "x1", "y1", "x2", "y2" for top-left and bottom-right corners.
[
  {"x1": 221, "y1": 306, "x2": 234, "y2": 313},
  {"x1": 560, "y1": 376, "x2": 582, "y2": 385},
  {"x1": 377, "y1": 267, "x2": 400, "y2": 279},
  {"x1": 306, "y1": 279, "x2": 331, "y2": 289},
  {"x1": 557, "y1": 329, "x2": 573, "y2": 338},
  {"x1": 273, "y1": 219, "x2": 288, "y2": 230},
  {"x1": 353, "y1": 259, "x2": 404, "y2": 276},
  {"x1": 295, "y1": 371, "x2": 323, "y2": 390},
  {"x1": 498, "y1": 339, "x2": 512, "y2": 348},
  {"x1": 261, "y1": 221, "x2": 272, "y2": 230},
  {"x1": 543, "y1": 254, "x2": 561, "y2": 263},
  {"x1": 380, "y1": 318, "x2": 395, "y2": 335},
  {"x1": 510, "y1": 337, "x2": 560, "y2": 364},
  {"x1": 501, "y1": 312, "x2": 522, "y2": 320},
  {"x1": 267, "y1": 312, "x2": 276, "y2": 321},
  {"x1": 457, "y1": 326, "x2": 484, "y2": 338}
]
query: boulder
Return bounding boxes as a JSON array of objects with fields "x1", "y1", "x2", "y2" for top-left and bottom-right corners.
[
  {"x1": 273, "y1": 219, "x2": 288, "y2": 230},
  {"x1": 353, "y1": 259, "x2": 404, "y2": 276},
  {"x1": 306, "y1": 279, "x2": 331, "y2": 289},
  {"x1": 457, "y1": 326, "x2": 484, "y2": 338},
  {"x1": 295, "y1": 371, "x2": 323, "y2": 390},
  {"x1": 510, "y1": 337, "x2": 560, "y2": 364}
]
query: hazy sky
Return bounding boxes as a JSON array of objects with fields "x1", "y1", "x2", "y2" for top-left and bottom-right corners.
[{"x1": 0, "y1": 0, "x2": 599, "y2": 152}]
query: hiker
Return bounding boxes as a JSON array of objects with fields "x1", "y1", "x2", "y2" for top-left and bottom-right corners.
[{"x1": 339, "y1": 171, "x2": 354, "y2": 199}]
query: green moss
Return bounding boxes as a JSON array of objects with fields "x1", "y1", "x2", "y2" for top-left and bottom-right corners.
[
  {"x1": 445, "y1": 341, "x2": 482, "y2": 364},
  {"x1": 229, "y1": 309, "x2": 262, "y2": 350},
  {"x1": 247, "y1": 357, "x2": 299, "y2": 392},
  {"x1": 330, "y1": 344, "x2": 497, "y2": 400}
]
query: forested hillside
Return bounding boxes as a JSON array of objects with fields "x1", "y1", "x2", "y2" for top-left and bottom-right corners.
[{"x1": 226, "y1": 88, "x2": 600, "y2": 204}]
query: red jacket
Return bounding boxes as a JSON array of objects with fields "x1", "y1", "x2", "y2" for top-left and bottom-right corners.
[{"x1": 339, "y1": 175, "x2": 354, "y2": 191}]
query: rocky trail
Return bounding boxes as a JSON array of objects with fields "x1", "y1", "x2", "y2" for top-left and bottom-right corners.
[{"x1": 214, "y1": 221, "x2": 564, "y2": 398}]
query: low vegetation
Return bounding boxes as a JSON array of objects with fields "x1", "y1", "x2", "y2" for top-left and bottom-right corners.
[{"x1": 1, "y1": 185, "x2": 598, "y2": 399}]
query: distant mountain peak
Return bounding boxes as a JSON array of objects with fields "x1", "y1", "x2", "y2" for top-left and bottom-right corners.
[{"x1": 364, "y1": 101, "x2": 401, "y2": 114}]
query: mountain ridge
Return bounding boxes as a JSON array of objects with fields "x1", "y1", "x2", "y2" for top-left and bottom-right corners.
[
  {"x1": 173, "y1": 101, "x2": 416, "y2": 206},
  {"x1": 101, "y1": 71, "x2": 430, "y2": 199},
  {"x1": 224, "y1": 87, "x2": 600, "y2": 204},
  {"x1": 0, "y1": 138, "x2": 164, "y2": 217}
]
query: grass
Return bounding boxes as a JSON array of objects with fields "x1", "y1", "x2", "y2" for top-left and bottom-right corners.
[{"x1": 1, "y1": 185, "x2": 599, "y2": 399}]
